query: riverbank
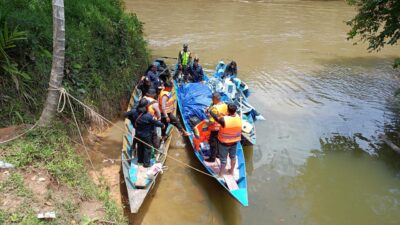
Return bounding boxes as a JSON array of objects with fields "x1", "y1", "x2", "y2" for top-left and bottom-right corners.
[
  {"x1": 0, "y1": 0, "x2": 149, "y2": 224},
  {"x1": 0, "y1": 123, "x2": 126, "y2": 224}
]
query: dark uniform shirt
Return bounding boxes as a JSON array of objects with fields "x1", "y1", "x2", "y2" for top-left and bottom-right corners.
[
  {"x1": 146, "y1": 70, "x2": 162, "y2": 88},
  {"x1": 223, "y1": 63, "x2": 237, "y2": 79},
  {"x1": 187, "y1": 64, "x2": 204, "y2": 82},
  {"x1": 124, "y1": 109, "x2": 163, "y2": 138}
]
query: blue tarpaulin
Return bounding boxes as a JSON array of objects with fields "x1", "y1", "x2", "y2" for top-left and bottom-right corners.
[{"x1": 177, "y1": 83, "x2": 212, "y2": 123}]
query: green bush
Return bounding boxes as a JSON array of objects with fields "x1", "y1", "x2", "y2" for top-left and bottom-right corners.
[{"x1": 0, "y1": 0, "x2": 148, "y2": 126}]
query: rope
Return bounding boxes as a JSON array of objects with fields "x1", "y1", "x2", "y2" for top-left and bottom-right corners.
[
  {"x1": 0, "y1": 123, "x2": 38, "y2": 145},
  {"x1": 50, "y1": 86, "x2": 216, "y2": 178},
  {"x1": 65, "y1": 90, "x2": 95, "y2": 170},
  {"x1": 1, "y1": 85, "x2": 216, "y2": 179}
]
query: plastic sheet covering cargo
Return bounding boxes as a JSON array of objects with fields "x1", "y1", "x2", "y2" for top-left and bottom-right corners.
[{"x1": 177, "y1": 83, "x2": 212, "y2": 126}]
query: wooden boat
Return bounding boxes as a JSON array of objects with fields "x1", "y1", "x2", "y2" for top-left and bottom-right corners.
[
  {"x1": 121, "y1": 63, "x2": 175, "y2": 213},
  {"x1": 174, "y1": 80, "x2": 249, "y2": 206}
]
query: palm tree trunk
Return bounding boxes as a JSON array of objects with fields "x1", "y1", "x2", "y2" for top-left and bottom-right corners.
[{"x1": 38, "y1": 0, "x2": 65, "y2": 126}]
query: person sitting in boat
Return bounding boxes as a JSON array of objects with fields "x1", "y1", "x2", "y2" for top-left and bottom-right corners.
[
  {"x1": 222, "y1": 61, "x2": 237, "y2": 79},
  {"x1": 137, "y1": 76, "x2": 153, "y2": 96},
  {"x1": 173, "y1": 63, "x2": 188, "y2": 83},
  {"x1": 130, "y1": 98, "x2": 165, "y2": 168},
  {"x1": 145, "y1": 63, "x2": 162, "y2": 91},
  {"x1": 210, "y1": 103, "x2": 242, "y2": 176},
  {"x1": 187, "y1": 57, "x2": 204, "y2": 83},
  {"x1": 177, "y1": 43, "x2": 192, "y2": 71},
  {"x1": 205, "y1": 92, "x2": 228, "y2": 163},
  {"x1": 159, "y1": 81, "x2": 191, "y2": 139}
]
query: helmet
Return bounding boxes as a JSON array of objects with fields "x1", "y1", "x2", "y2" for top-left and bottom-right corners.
[{"x1": 183, "y1": 43, "x2": 188, "y2": 48}]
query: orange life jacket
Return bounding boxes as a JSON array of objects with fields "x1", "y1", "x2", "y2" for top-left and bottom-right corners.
[
  {"x1": 143, "y1": 96, "x2": 157, "y2": 116},
  {"x1": 208, "y1": 102, "x2": 228, "y2": 131},
  {"x1": 218, "y1": 114, "x2": 242, "y2": 144},
  {"x1": 158, "y1": 90, "x2": 175, "y2": 114},
  {"x1": 193, "y1": 120, "x2": 210, "y2": 151}
]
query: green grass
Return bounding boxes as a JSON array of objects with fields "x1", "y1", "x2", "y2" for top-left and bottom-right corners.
[
  {"x1": 0, "y1": 124, "x2": 127, "y2": 224},
  {"x1": 0, "y1": 172, "x2": 32, "y2": 198}
]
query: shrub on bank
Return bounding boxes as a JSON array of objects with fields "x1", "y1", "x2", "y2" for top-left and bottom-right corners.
[{"x1": 0, "y1": 0, "x2": 149, "y2": 126}]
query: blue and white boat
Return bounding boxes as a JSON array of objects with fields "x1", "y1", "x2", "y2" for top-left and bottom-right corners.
[
  {"x1": 174, "y1": 81, "x2": 249, "y2": 206},
  {"x1": 209, "y1": 61, "x2": 265, "y2": 145}
]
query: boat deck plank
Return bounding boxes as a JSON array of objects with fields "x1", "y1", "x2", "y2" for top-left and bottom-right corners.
[{"x1": 204, "y1": 157, "x2": 240, "y2": 181}]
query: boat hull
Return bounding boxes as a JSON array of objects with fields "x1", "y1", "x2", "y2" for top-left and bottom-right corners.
[{"x1": 174, "y1": 80, "x2": 249, "y2": 206}]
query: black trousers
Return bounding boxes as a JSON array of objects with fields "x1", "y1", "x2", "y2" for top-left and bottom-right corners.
[
  {"x1": 152, "y1": 129, "x2": 160, "y2": 149},
  {"x1": 161, "y1": 113, "x2": 183, "y2": 136},
  {"x1": 209, "y1": 131, "x2": 219, "y2": 160},
  {"x1": 137, "y1": 135, "x2": 152, "y2": 167}
]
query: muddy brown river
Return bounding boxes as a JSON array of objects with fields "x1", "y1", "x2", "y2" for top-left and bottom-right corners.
[{"x1": 103, "y1": 0, "x2": 400, "y2": 224}]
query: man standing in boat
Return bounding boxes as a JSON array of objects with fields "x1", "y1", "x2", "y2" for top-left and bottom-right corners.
[
  {"x1": 206, "y1": 92, "x2": 228, "y2": 163},
  {"x1": 210, "y1": 103, "x2": 242, "y2": 176},
  {"x1": 187, "y1": 57, "x2": 204, "y2": 83},
  {"x1": 177, "y1": 43, "x2": 192, "y2": 71},
  {"x1": 158, "y1": 81, "x2": 191, "y2": 139},
  {"x1": 126, "y1": 99, "x2": 165, "y2": 168},
  {"x1": 143, "y1": 88, "x2": 162, "y2": 149}
]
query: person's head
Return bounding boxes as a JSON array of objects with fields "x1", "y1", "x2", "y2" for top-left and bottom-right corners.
[
  {"x1": 230, "y1": 61, "x2": 237, "y2": 69},
  {"x1": 137, "y1": 98, "x2": 149, "y2": 113},
  {"x1": 183, "y1": 43, "x2": 188, "y2": 52},
  {"x1": 146, "y1": 88, "x2": 157, "y2": 98},
  {"x1": 212, "y1": 92, "x2": 221, "y2": 104},
  {"x1": 227, "y1": 103, "x2": 237, "y2": 115},
  {"x1": 164, "y1": 81, "x2": 173, "y2": 91},
  {"x1": 193, "y1": 57, "x2": 199, "y2": 66},
  {"x1": 151, "y1": 62, "x2": 158, "y2": 72}
]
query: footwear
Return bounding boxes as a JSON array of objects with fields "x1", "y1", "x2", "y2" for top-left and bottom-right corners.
[
  {"x1": 205, "y1": 158, "x2": 215, "y2": 163},
  {"x1": 143, "y1": 164, "x2": 151, "y2": 168},
  {"x1": 182, "y1": 130, "x2": 191, "y2": 136}
]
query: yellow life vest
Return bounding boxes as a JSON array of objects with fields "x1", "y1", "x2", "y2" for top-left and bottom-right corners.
[
  {"x1": 143, "y1": 96, "x2": 157, "y2": 116},
  {"x1": 158, "y1": 90, "x2": 175, "y2": 114},
  {"x1": 208, "y1": 102, "x2": 228, "y2": 131},
  {"x1": 181, "y1": 50, "x2": 190, "y2": 66},
  {"x1": 218, "y1": 114, "x2": 242, "y2": 144}
]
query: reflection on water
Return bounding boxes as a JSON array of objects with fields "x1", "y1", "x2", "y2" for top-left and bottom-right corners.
[
  {"x1": 293, "y1": 135, "x2": 400, "y2": 225},
  {"x1": 124, "y1": 0, "x2": 400, "y2": 224}
]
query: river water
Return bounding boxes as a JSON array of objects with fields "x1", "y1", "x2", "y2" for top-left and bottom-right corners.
[{"x1": 122, "y1": 0, "x2": 400, "y2": 224}]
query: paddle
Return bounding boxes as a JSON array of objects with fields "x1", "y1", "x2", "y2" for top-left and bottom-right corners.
[{"x1": 159, "y1": 56, "x2": 178, "y2": 60}]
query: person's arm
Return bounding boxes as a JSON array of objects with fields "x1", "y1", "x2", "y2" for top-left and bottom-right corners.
[
  {"x1": 223, "y1": 67, "x2": 229, "y2": 79},
  {"x1": 186, "y1": 66, "x2": 192, "y2": 75},
  {"x1": 123, "y1": 109, "x2": 135, "y2": 118},
  {"x1": 199, "y1": 67, "x2": 204, "y2": 82},
  {"x1": 151, "y1": 117, "x2": 164, "y2": 128},
  {"x1": 177, "y1": 51, "x2": 182, "y2": 64},
  {"x1": 152, "y1": 103, "x2": 161, "y2": 119},
  {"x1": 210, "y1": 110, "x2": 225, "y2": 127},
  {"x1": 161, "y1": 95, "x2": 168, "y2": 117}
]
